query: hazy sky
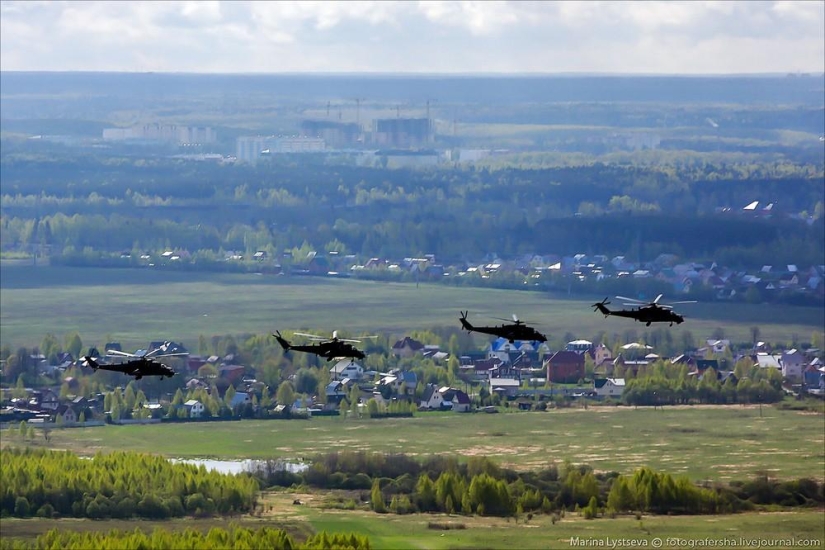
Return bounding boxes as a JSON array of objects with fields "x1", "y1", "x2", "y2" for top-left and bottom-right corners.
[{"x1": 1, "y1": 0, "x2": 823, "y2": 74}]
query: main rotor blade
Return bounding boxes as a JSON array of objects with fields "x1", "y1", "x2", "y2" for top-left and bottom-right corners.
[
  {"x1": 668, "y1": 300, "x2": 697, "y2": 305},
  {"x1": 653, "y1": 294, "x2": 663, "y2": 304},
  {"x1": 616, "y1": 296, "x2": 645, "y2": 304},
  {"x1": 294, "y1": 332, "x2": 327, "y2": 340},
  {"x1": 151, "y1": 352, "x2": 190, "y2": 358},
  {"x1": 106, "y1": 349, "x2": 138, "y2": 358}
]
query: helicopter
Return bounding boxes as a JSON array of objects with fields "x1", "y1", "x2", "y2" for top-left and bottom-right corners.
[
  {"x1": 81, "y1": 342, "x2": 186, "y2": 380},
  {"x1": 592, "y1": 294, "x2": 696, "y2": 327},
  {"x1": 273, "y1": 330, "x2": 370, "y2": 362},
  {"x1": 459, "y1": 311, "x2": 547, "y2": 343}
]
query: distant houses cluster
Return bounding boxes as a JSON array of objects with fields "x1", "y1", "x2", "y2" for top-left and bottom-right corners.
[
  {"x1": 3, "y1": 330, "x2": 824, "y2": 428},
  {"x1": 131, "y1": 248, "x2": 825, "y2": 304}
]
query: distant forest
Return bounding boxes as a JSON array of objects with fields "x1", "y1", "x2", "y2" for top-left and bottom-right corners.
[{"x1": 1, "y1": 153, "x2": 822, "y2": 268}]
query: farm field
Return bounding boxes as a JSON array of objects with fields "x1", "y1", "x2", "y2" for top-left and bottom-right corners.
[
  {"x1": 1, "y1": 263, "x2": 822, "y2": 350},
  {"x1": 4, "y1": 406, "x2": 823, "y2": 482},
  {"x1": 1, "y1": 490, "x2": 823, "y2": 549}
]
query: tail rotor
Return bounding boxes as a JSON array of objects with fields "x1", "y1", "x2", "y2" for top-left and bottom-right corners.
[
  {"x1": 592, "y1": 297, "x2": 611, "y2": 316},
  {"x1": 273, "y1": 331, "x2": 291, "y2": 352}
]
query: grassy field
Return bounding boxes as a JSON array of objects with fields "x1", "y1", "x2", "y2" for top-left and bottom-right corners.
[
  {"x1": 1, "y1": 263, "x2": 822, "y2": 350},
  {"x1": 1, "y1": 490, "x2": 823, "y2": 549},
  {"x1": 4, "y1": 406, "x2": 823, "y2": 483}
]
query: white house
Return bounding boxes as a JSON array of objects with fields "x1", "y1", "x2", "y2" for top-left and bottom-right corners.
[
  {"x1": 489, "y1": 377, "x2": 521, "y2": 398},
  {"x1": 183, "y1": 399, "x2": 205, "y2": 418},
  {"x1": 330, "y1": 360, "x2": 364, "y2": 381},
  {"x1": 419, "y1": 383, "x2": 445, "y2": 410},
  {"x1": 594, "y1": 378, "x2": 626, "y2": 398},
  {"x1": 756, "y1": 353, "x2": 781, "y2": 370},
  {"x1": 706, "y1": 339, "x2": 731, "y2": 354},
  {"x1": 780, "y1": 349, "x2": 805, "y2": 381}
]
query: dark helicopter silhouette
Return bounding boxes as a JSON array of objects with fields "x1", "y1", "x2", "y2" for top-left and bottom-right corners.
[
  {"x1": 82, "y1": 342, "x2": 186, "y2": 380},
  {"x1": 459, "y1": 311, "x2": 547, "y2": 343},
  {"x1": 592, "y1": 294, "x2": 696, "y2": 327},
  {"x1": 273, "y1": 331, "x2": 370, "y2": 361}
]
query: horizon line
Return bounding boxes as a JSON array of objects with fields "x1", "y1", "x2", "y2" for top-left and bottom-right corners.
[{"x1": 3, "y1": 70, "x2": 823, "y2": 78}]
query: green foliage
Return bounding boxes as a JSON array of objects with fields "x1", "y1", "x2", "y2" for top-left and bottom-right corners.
[
  {"x1": 622, "y1": 367, "x2": 784, "y2": 407},
  {"x1": 370, "y1": 478, "x2": 386, "y2": 513},
  {"x1": 0, "y1": 448, "x2": 258, "y2": 519},
  {"x1": 0, "y1": 525, "x2": 370, "y2": 550},
  {"x1": 276, "y1": 381, "x2": 295, "y2": 407}
]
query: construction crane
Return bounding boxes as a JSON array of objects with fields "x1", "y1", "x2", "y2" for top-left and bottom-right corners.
[
  {"x1": 350, "y1": 98, "x2": 366, "y2": 128},
  {"x1": 426, "y1": 98, "x2": 437, "y2": 143}
]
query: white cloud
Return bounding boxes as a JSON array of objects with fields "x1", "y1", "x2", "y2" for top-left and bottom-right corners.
[{"x1": 0, "y1": 0, "x2": 822, "y2": 74}]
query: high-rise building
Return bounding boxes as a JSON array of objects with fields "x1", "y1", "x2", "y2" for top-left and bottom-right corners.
[
  {"x1": 101, "y1": 124, "x2": 216, "y2": 144},
  {"x1": 371, "y1": 118, "x2": 431, "y2": 148}
]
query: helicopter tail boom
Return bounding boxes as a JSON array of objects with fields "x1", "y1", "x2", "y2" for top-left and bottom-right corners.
[{"x1": 273, "y1": 331, "x2": 291, "y2": 352}]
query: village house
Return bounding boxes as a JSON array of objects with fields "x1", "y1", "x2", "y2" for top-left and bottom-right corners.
[
  {"x1": 325, "y1": 378, "x2": 356, "y2": 406},
  {"x1": 229, "y1": 391, "x2": 252, "y2": 412},
  {"x1": 460, "y1": 357, "x2": 503, "y2": 382},
  {"x1": 545, "y1": 351, "x2": 585, "y2": 384},
  {"x1": 593, "y1": 343, "x2": 614, "y2": 368},
  {"x1": 54, "y1": 404, "x2": 77, "y2": 424},
  {"x1": 756, "y1": 353, "x2": 782, "y2": 371},
  {"x1": 182, "y1": 400, "x2": 205, "y2": 418},
  {"x1": 489, "y1": 377, "x2": 521, "y2": 398},
  {"x1": 439, "y1": 387, "x2": 472, "y2": 412},
  {"x1": 392, "y1": 337, "x2": 425, "y2": 358},
  {"x1": 28, "y1": 389, "x2": 59, "y2": 411},
  {"x1": 330, "y1": 360, "x2": 364, "y2": 381},
  {"x1": 376, "y1": 369, "x2": 417, "y2": 396},
  {"x1": 218, "y1": 364, "x2": 246, "y2": 384},
  {"x1": 780, "y1": 349, "x2": 806, "y2": 381},
  {"x1": 594, "y1": 378, "x2": 626, "y2": 398},
  {"x1": 803, "y1": 362, "x2": 825, "y2": 393},
  {"x1": 419, "y1": 383, "x2": 445, "y2": 410},
  {"x1": 488, "y1": 338, "x2": 546, "y2": 367}
]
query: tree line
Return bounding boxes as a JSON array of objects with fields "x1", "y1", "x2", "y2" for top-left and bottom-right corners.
[
  {"x1": 0, "y1": 526, "x2": 371, "y2": 550},
  {"x1": 0, "y1": 448, "x2": 258, "y2": 520},
  {"x1": 253, "y1": 451, "x2": 824, "y2": 519}
]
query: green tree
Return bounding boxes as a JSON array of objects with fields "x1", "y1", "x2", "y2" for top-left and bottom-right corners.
[
  {"x1": 607, "y1": 476, "x2": 634, "y2": 513},
  {"x1": 276, "y1": 381, "x2": 295, "y2": 407},
  {"x1": 224, "y1": 385, "x2": 237, "y2": 410},
  {"x1": 370, "y1": 478, "x2": 386, "y2": 513},
  {"x1": 64, "y1": 332, "x2": 83, "y2": 360}
]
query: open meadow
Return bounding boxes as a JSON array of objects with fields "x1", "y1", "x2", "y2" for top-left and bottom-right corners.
[
  {"x1": 3, "y1": 406, "x2": 823, "y2": 483},
  {"x1": 1, "y1": 263, "x2": 822, "y2": 350}
]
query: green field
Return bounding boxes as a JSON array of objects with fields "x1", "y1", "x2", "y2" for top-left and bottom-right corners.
[
  {"x1": 1, "y1": 491, "x2": 823, "y2": 549},
  {"x1": 1, "y1": 263, "x2": 822, "y2": 350},
  {"x1": 4, "y1": 406, "x2": 823, "y2": 482},
  {"x1": 2, "y1": 405, "x2": 824, "y2": 548}
]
